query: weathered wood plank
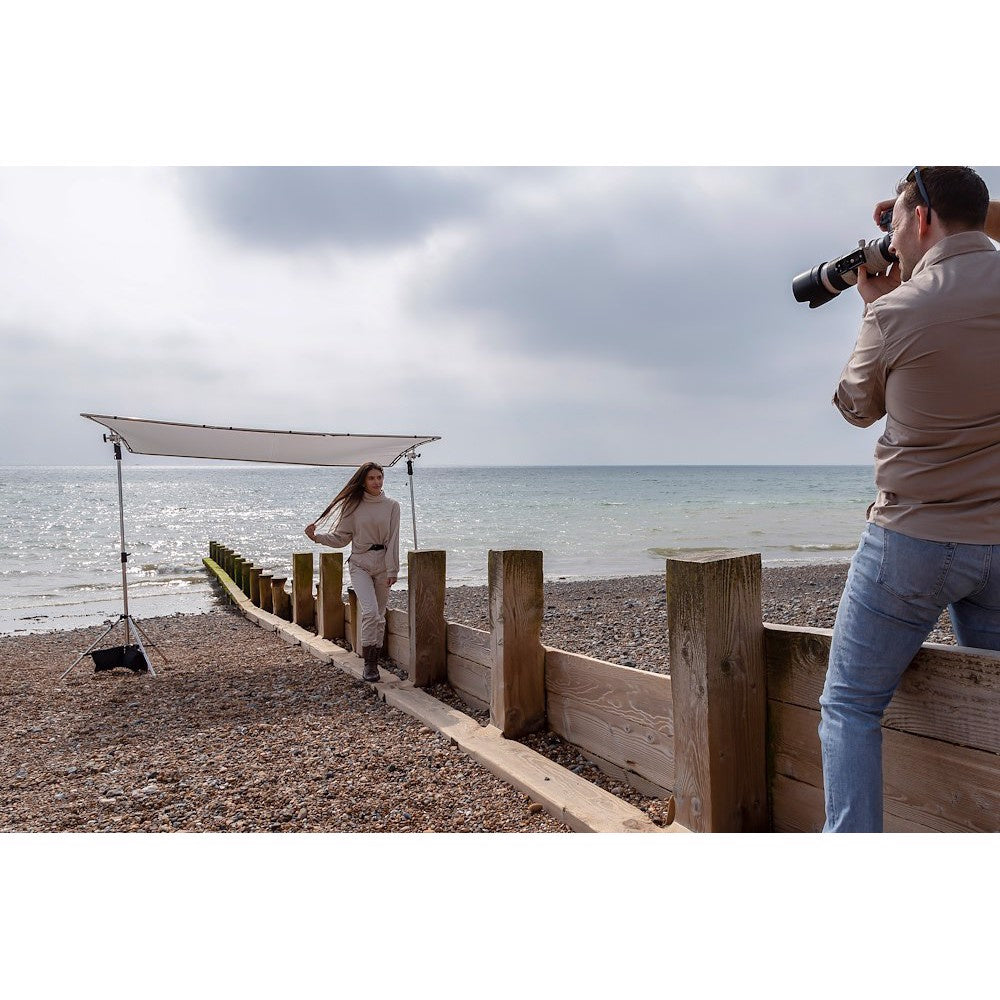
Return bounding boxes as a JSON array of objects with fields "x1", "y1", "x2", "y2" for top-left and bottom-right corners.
[
  {"x1": 488, "y1": 550, "x2": 545, "y2": 737},
  {"x1": 883, "y1": 724, "x2": 1000, "y2": 832},
  {"x1": 258, "y1": 573, "x2": 273, "y2": 613},
  {"x1": 545, "y1": 648, "x2": 675, "y2": 792},
  {"x1": 569, "y1": 746, "x2": 672, "y2": 800},
  {"x1": 271, "y1": 577, "x2": 291, "y2": 621},
  {"x1": 318, "y1": 551, "x2": 345, "y2": 640},
  {"x1": 667, "y1": 551, "x2": 768, "y2": 832},
  {"x1": 770, "y1": 699, "x2": 1000, "y2": 832},
  {"x1": 386, "y1": 608, "x2": 408, "y2": 637},
  {"x1": 292, "y1": 552, "x2": 314, "y2": 629},
  {"x1": 387, "y1": 631, "x2": 410, "y2": 669},
  {"x1": 765, "y1": 623, "x2": 1000, "y2": 754},
  {"x1": 408, "y1": 550, "x2": 447, "y2": 687},
  {"x1": 770, "y1": 773, "x2": 825, "y2": 833},
  {"x1": 446, "y1": 622, "x2": 490, "y2": 666},
  {"x1": 348, "y1": 588, "x2": 359, "y2": 651},
  {"x1": 447, "y1": 652, "x2": 491, "y2": 710}
]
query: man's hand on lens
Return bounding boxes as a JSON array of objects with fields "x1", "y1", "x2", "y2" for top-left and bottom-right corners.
[
  {"x1": 873, "y1": 199, "x2": 895, "y2": 231},
  {"x1": 857, "y1": 264, "x2": 901, "y2": 304}
]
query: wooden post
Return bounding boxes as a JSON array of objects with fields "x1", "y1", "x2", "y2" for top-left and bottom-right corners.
[
  {"x1": 408, "y1": 550, "x2": 447, "y2": 687},
  {"x1": 249, "y1": 566, "x2": 262, "y2": 606},
  {"x1": 488, "y1": 550, "x2": 545, "y2": 738},
  {"x1": 271, "y1": 577, "x2": 291, "y2": 621},
  {"x1": 348, "y1": 588, "x2": 360, "y2": 653},
  {"x1": 259, "y1": 572, "x2": 273, "y2": 613},
  {"x1": 241, "y1": 563, "x2": 253, "y2": 597},
  {"x1": 318, "y1": 552, "x2": 345, "y2": 640},
  {"x1": 292, "y1": 552, "x2": 314, "y2": 629},
  {"x1": 666, "y1": 550, "x2": 768, "y2": 833},
  {"x1": 232, "y1": 556, "x2": 244, "y2": 587}
]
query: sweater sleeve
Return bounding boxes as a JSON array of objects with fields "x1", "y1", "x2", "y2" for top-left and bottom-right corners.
[
  {"x1": 387, "y1": 501, "x2": 401, "y2": 576},
  {"x1": 313, "y1": 510, "x2": 354, "y2": 549}
]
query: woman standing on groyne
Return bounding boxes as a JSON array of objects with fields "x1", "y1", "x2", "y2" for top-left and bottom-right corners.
[{"x1": 305, "y1": 462, "x2": 400, "y2": 682}]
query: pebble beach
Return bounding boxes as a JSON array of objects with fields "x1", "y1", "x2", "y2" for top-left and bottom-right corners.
[{"x1": 1, "y1": 563, "x2": 956, "y2": 835}]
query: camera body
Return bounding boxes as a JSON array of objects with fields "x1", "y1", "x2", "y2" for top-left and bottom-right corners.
[{"x1": 792, "y1": 209, "x2": 897, "y2": 309}]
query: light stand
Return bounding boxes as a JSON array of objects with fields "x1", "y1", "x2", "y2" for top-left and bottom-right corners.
[
  {"x1": 60, "y1": 432, "x2": 166, "y2": 681},
  {"x1": 405, "y1": 448, "x2": 420, "y2": 550}
]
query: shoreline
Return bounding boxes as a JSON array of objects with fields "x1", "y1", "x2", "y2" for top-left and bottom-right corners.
[
  {"x1": 1, "y1": 558, "x2": 855, "y2": 639},
  {"x1": 1, "y1": 561, "x2": 956, "y2": 652}
]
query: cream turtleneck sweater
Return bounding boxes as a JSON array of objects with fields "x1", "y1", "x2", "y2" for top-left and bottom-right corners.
[{"x1": 313, "y1": 492, "x2": 401, "y2": 576}]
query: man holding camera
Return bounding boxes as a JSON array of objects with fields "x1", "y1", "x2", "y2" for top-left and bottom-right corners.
[{"x1": 821, "y1": 166, "x2": 1000, "y2": 832}]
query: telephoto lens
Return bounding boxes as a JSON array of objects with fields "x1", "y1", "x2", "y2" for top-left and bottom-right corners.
[{"x1": 792, "y1": 231, "x2": 896, "y2": 309}]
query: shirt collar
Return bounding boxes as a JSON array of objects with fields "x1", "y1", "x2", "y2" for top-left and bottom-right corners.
[{"x1": 911, "y1": 230, "x2": 996, "y2": 279}]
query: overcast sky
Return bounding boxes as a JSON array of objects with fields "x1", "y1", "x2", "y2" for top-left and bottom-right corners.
[
  {"x1": 4, "y1": 164, "x2": 998, "y2": 467},
  {"x1": 2, "y1": 4, "x2": 994, "y2": 469}
]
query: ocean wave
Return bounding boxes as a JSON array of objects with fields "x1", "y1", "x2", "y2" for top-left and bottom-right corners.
[
  {"x1": 647, "y1": 546, "x2": 726, "y2": 558},
  {"x1": 787, "y1": 543, "x2": 857, "y2": 552}
]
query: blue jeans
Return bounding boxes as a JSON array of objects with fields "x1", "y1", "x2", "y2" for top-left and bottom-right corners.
[{"x1": 819, "y1": 523, "x2": 1000, "y2": 832}]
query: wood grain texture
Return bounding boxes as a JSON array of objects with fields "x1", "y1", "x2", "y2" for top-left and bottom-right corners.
[
  {"x1": 348, "y1": 588, "x2": 359, "y2": 651},
  {"x1": 318, "y1": 551, "x2": 345, "y2": 640},
  {"x1": 271, "y1": 578, "x2": 291, "y2": 621},
  {"x1": 386, "y1": 608, "x2": 408, "y2": 638},
  {"x1": 408, "y1": 550, "x2": 447, "y2": 687},
  {"x1": 545, "y1": 648, "x2": 675, "y2": 791},
  {"x1": 387, "y1": 631, "x2": 410, "y2": 669},
  {"x1": 769, "y1": 699, "x2": 1000, "y2": 832},
  {"x1": 488, "y1": 550, "x2": 545, "y2": 737},
  {"x1": 446, "y1": 623, "x2": 491, "y2": 666},
  {"x1": 667, "y1": 551, "x2": 768, "y2": 832},
  {"x1": 447, "y1": 652, "x2": 491, "y2": 711},
  {"x1": 292, "y1": 552, "x2": 314, "y2": 629},
  {"x1": 765, "y1": 623, "x2": 1000, "y2": 753},
  {"x1": 258, "y1": 573, "x2": 273, "y2": 613}
]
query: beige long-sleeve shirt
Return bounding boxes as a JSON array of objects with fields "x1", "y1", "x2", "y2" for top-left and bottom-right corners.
[
  {"x1": 834, "y1": 230, "x2": 1000, "y2": 542},
  {"x1": 313, "y1": 493, "x2": 401, "y2": 576}
]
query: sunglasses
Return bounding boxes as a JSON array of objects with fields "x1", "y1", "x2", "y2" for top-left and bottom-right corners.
[{"x1": 907, "y1": 166, "x2": 932, "y2": 222}]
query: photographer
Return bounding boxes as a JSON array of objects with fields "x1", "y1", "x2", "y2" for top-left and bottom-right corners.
[{"x1": 820, "y1": 167, "x2": 1000, "y2": 832}]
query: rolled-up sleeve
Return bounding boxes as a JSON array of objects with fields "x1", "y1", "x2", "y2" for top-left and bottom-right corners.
[{"x1": 833, "y1": 306, "x2": 888, "y2": 427}]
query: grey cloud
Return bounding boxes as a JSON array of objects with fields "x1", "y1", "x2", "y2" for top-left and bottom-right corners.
[
  {"x1": 181, "y1": 166, "x2": 494, "y2": 251},
  {"x1": 411, "y1": 167, "x2": 922, "y2": 389}
]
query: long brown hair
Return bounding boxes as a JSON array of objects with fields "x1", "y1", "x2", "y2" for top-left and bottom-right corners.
[{"x1": 316, "y1": 461, "x2": 384, "y2": 526}]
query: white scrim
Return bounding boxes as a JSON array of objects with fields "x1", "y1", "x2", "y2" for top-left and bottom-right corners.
[{"x1": 81, "y1": 414, "x2": 440, "y2": 468}]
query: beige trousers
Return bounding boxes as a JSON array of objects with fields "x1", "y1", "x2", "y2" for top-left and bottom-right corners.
[{"x1": 350, "y1": 557, "x2": 389, "y2": 649}]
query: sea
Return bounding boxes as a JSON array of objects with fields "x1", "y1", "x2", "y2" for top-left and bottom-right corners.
[{"x1": 0, "y1": 464, "x2": 876, "y2": 635}]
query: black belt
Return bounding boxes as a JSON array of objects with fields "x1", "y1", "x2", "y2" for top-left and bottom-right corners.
[{"x1": 367, "y1": 544, "x2": 386, "y2": 551}]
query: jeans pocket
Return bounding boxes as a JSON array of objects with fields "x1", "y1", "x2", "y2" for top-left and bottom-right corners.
[
  {"x1": 876, "y1": 526, "x2": 955, "y2": 600},
  {"x1": 966, "y1": 548, "x2": 1000, "y2": 611}
]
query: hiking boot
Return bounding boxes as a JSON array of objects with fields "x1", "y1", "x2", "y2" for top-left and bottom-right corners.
[{"x1": 361, "y1": 646, "x2": 380, "y2": 683}]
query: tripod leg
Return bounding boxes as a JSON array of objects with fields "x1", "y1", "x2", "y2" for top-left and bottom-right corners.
[
  {"x1": 127, "y1": 617, "x2": 156, "y2": 677},
  {"x1": 58, "y1": 618, "x2": 122, "y2": 682},
  {"x1": 128, "y1": 617, "x2": 169, "y2": 664}
]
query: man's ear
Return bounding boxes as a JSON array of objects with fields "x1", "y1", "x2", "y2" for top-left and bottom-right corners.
[{"x1": 916, "y1": 203, "x2": 933, "y2": 237}]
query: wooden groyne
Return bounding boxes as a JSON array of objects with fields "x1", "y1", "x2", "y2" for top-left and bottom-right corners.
[{"x1": 206, "y1": 542, "x2": 1000, "y2": 833}]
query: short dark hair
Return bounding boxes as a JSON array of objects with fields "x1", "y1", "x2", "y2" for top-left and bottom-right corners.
[{"x1": 896, "y1": 166, "x2": 989, "y2": 231}]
